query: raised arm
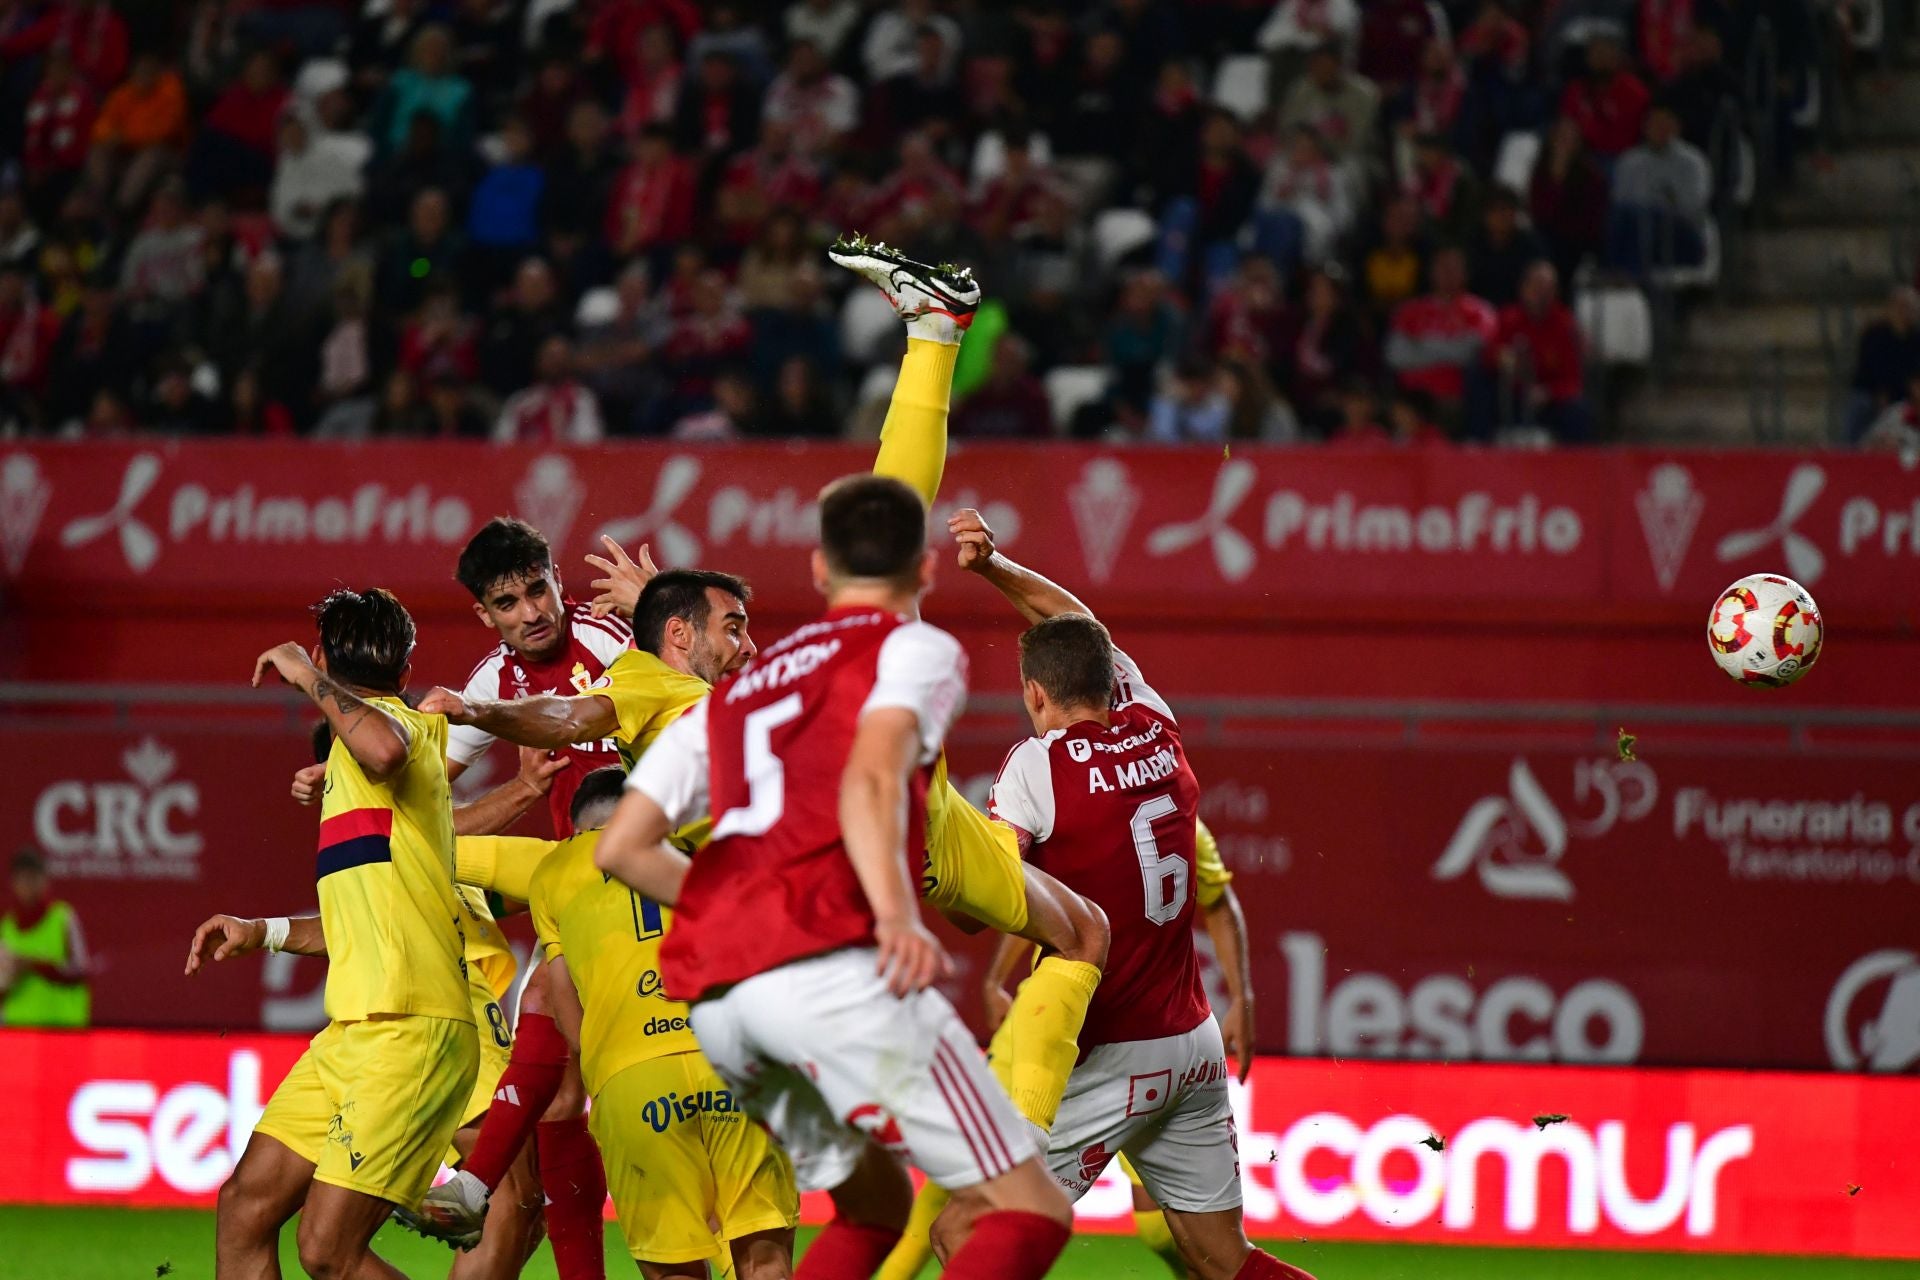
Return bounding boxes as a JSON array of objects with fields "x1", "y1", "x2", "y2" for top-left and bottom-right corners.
[
  {"x1": 453, "y1": 748, "x2": 571, "y2": 837},
  {"x1": 948, "y1": 508, "x2": 1094, "y2": 624},
  {"x1": 254, "y1": 643, "x2": 410, "y2": 781},
  {"x1": 417, "y1": 686, "x2": 620, "y2": 751}
]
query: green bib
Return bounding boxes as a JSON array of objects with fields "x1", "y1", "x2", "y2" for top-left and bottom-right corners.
[{"x1": 2, "y1": 900, "x2": 90, "y2": 1027}]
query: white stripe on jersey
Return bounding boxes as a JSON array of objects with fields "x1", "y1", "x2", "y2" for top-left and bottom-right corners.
[{"x1": 445, "y1": 604, "x2": 635, "y2": 767}]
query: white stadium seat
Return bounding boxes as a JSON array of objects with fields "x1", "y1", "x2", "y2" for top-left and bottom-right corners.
[
  {"x1": 1650, "y1": 220, "x2": 1721, "y2": 292},
  {"x1": 840, "y1": 287, "x2": 902, "y2": 366},
  {"x1": 1575, "y1": 285, "x2": 1654, "y2": 366},
  {"x1": 1091, "y1": 208, "x2": 1158, "y2": 272},
  {"x1": 1043, "y1": 366, "x2": 1111, "y2": 431},
  {"x1": 1212, "y1": 54, "x2": 1269, "y2": 124},
  {"x1": 1493, "y1": 131, "x2": 1542, "y2": 194}
]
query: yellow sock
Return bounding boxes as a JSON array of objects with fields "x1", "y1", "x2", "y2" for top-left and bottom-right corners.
[
  {"x1": 1133, "y1": 1208, "x2": 1188, "y2": 1277},
  {"x1": 1007, "y1": 955, "x2": 1102, "y2": 1129},
  {"x1": 871, "y1": 337, "x2": 959, "y2": 506},
  {"x1": 874, "y1": 1179, "x2": 951, "y2": 1280}
]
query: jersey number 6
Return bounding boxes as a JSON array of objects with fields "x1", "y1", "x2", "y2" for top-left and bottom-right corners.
[{"x1": 1131, "y1": 794, "x2": 1190, "y2": 925}]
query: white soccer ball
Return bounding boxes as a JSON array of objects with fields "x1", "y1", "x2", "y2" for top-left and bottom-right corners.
[{"x1": 1708, "y1": 573, "x2": 1824, "y2": 688}]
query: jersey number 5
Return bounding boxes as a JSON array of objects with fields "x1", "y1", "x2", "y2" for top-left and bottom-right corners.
[
  {"x1": 712, "y1": 693, "x2": 803, "y2": 840},
  {"x1": 1131, "y1": 794, "x2": 1189, "y2": 925}
]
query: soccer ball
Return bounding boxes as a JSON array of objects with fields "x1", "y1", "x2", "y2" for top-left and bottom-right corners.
[{"x1": 1708, "y1": 574, "x2": 1823, "y2": 688}]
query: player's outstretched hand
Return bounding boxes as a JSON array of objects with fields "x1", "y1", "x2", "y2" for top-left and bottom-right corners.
[
  {"x1": 1222, "y1": 997, "x2": 1255, "y2": 1083},
  {"x1": 291, "y1": 763, "x2": 327, "y2": 805},
  {"x1": 252, "y1": 642, "x2": 317, "y2": 690},
  {"x1": 416, "y1": 687, "x2": 471, "y2": 722},
  {"x1": 185, "y1": 914, "x2": 264, "y2": 976},
  {"x1": 586, "y1": 535, "x2": 659, "y2": 619},
  {"x1": 948, "y1": 508, "x2": 997, "y2": 573},
  {"x1": 874, "y1": 915, "x2": 953, "y2": 997},
  {"x1": 517, "y1": 747, "x2": 570, "y2": 795}
]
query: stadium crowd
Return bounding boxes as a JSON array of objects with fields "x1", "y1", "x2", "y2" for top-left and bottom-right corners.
[{"x1": 0, "y1": 0, "x2": 1824, "y2": 445}]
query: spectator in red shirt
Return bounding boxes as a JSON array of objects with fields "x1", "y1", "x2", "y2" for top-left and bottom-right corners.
[
  {"x1": 1359, "y1": 0, "x2": 1442, "y2": 93},
  {"x1": 712, "y1": 119, "x2": 821, "y2": 252},
  {"x1": 22, "y1": 50, "x2": 95, "y2": 217},
  {"x1": 604, "y1": 125, "x2": 696, "y2": 265},
  {"x1": 861, "y1": 130, "x2": 964, "y2": 242},
  {"x1": 672, "y1": 50, "x2": 759, "y2": 164},
  {"x1": 762, "y1": 38, "x2": 856, "y2": 158},
  {"x1": 1530, "y1": 115, "x2": 1610, "y2": 285},
  {"x1": 618, "y1": 23, "x2": 683, "y2": 140},
  {"x1": 1557, "y1": 33, "x2": 1650, "y2": 161},
  {"x1": 1385, "y1": 244, "x2": 1497, "y2": 426},
  {"x1": 973, "y1": 130, "x2": 1071, "y2": 249},
  {"x1": 1482, "y1": 259, "x2": 1592, "y2": 441},
  {"x1": 397, "y1": 281, "x2": 479, "y2": 386},
  {"x1": 185, "y1": 49, "x2": 289, "y2": 201},
  {"x1": 0, "y1": 265, "x2": 62, "y2": 418},
  {"x1": 954, "y1": 336, "x2": 1053, "y2": 439},
  {"x1": 0, "y1": 0, "x2": 126, "y2": 92},
  {"x1": 663, "y1": 268, "x2": 750, "y2": 407},
  {"x1": 586, "y1": 0, "x2": 700, "y2": 86}
]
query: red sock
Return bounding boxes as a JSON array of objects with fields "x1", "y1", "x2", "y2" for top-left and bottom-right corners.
[
  {"x1": 1234, "y1": 1250, "x2": 1319, "y2": 1280},
  {"x1": 942, "y1": 1209, "x2": 1070, "y2": 1280},
  {"x1": 794, "y1": 1218, "x2": 901, "y2": 1280},
  {"x1": 462, "y1": 1012, "x2": 569, "y2": 1190},
  {"x1": 537, "y1": 1114, "x2": 608, "y2": 1280}
]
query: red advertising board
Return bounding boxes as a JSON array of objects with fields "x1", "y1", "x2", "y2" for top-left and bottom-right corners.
[
  {"x1": 3, "y1": 1029, "x2": 1915, "y2": 1258},
  {"x1": 8, "y1": 722, "x2": 1918, "y2": 1074},
  {"x1": 3, "y1": 443, "x2": 1918, "y2": 705}
]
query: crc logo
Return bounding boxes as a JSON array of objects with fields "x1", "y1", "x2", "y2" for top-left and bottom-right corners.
[
  {"x1": 33, "y1": 737, "x2": 204, "y2": 879},
  {"x1": 1825, "y1": 950, "x2": 1920, "y2": 1072},
  {"x1": 1433, "y1": 758, "x2": 1657, "y2": 901},
  {"x1": 68, "y1": 1050, "x2": 266, "y2": 1195},
  {"x1": 1281, "y1": 931, "x2": 1645, "y2": 1063}
]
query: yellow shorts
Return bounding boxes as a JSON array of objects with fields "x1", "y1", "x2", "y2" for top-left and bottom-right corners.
[
  {"x1": 922, "y1": 773, "x2": 1029, "y2": 936},
  {"x1": 254, "y1": 1015, "x2": 478, "y2": 1206},
  {"x1": 450, "y1": 995, "x2": 515, "y2": 1162},
  {"x1": 590, "y1": 1051, "x2": 798, "y2": 1264}
]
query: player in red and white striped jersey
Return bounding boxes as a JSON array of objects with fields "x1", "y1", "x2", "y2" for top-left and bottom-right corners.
[
  {"x1": 956, "y1": 509, "x2": 1318, "y2": 1280},
  {"x1": 448, "y1": 519, "x2": 634, "y2": 839}
]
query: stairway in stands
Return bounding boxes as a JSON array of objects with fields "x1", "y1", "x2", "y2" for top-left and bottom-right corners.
[{"x1": 1626, "y1": 66, "x2": 1920, "y2": 443}]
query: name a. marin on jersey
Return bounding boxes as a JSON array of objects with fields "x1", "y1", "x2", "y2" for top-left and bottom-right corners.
[
  {"x1": 1086, "y1": 744, "x2": 1180, "y2": 793},
  {"x1": 642, "y1": 1088, "x2": 742, "y2": 1133},
  {"x1": 725, "y1": 638, "x2": 843, "y2": 703}
]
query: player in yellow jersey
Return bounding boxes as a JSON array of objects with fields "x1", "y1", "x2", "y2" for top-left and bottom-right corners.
[
  {"x1": 527, "y1": 767, "x2": 798, "y2": 1278},
  {"x1": 187, "y1": 880, "x2": 543, "y2": 1280},
  {"x1": 189, "y1": 721, "x2": 544, "y2": 1278},
  {"x1": 215, "y1": 589, "x2": 477, "y2": 1280}
]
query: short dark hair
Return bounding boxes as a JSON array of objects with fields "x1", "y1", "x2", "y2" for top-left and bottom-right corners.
[
  {"x1": 456, "y1": 518, "x2": 553, "y2": 600},
  {"x1": 570, "y1": 766, "x2": 629, "y2": 828},
  {"x1": 11, "y1": 849, "x2": 45, "y2": 876},
  {"x1": 634, "y1": 569, "x2": 752, "y2": 655},
  {"x1": 817, "y1": 474, "x2": 926, "y2": 583},
  {"x1": 311, "y1": 587, "x2": 415, "y2": 693},
  {"x1": 1018, "y1": 613, "x2": 1116, "y2": 711}
]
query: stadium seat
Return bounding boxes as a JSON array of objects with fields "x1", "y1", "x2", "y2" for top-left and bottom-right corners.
[
  {"x1": 1092, "y1": 208, "x2": 1158, "y2": 272},
  {"x1": 1043, "y1": 366, "x2": 1111, "y2": 431},
  {"x1": 840, "y1": 288, "x2": 903, "y2": 366},
  {"x1": 1212, "y1": 55, "x2": 1270, "y2": 124},
  {"x1": 1575, "y1": 285, "x2": 1654, "y2": 365},
  {"x1": 1493, "y1": 131, "x2": 1542, "y2": 194},
  {"x1": 1731, "y1": 135, "x2": 1756, "y2": 209},
  {"x1": 971, "y1": 130, "x2": 1055, "y2": 193},
  {"x1": 1650, "y1": 220, "x2": 1721, "y2": 292},
  {"x1": 574, "y1": 287, "x2": 620, "y2": 328}
]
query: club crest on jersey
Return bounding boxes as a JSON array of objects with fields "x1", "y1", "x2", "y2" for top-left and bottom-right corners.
[
  {"x1": 1067, "y1": 739, "x2": 1092, "y2": 762},
  {"x1": 569, "y1": 661, "x2": 592, "y2": 693}
]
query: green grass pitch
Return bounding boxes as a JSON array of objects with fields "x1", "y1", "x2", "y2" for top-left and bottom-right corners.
[{"x1": 4, "y1": 1208, "x2": 1918, "y2": 1280}]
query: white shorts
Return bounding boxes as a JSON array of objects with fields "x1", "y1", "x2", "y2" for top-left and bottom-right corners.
[
  {"x1": 690, "y1": 948, "x2": 1036, "y2": 1193},
  {"x1": 1047, "y1": 1015, "x2": 1242, "y2": 1213}
]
